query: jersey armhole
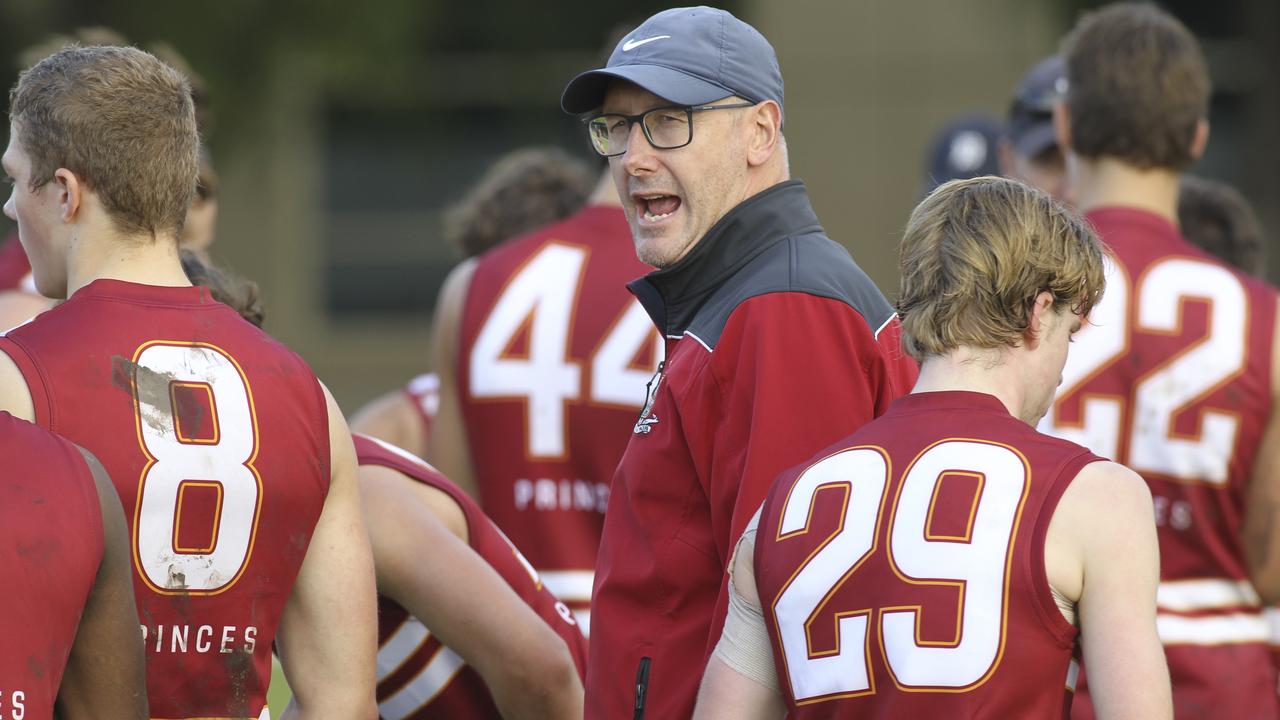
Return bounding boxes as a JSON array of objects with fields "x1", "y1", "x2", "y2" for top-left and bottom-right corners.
[
  {"x1": 1028, "y1": 451, "x2": 1101, "y2": 649},
  {"x1": 0, "y1": 335, "x2": 51, "y2": 426},
  {"x1": 310, "y1": 374, "x2": 332, "y2": 496}
]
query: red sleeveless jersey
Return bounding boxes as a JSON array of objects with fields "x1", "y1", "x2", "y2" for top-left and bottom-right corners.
[
  {"x1": 1038, "y1": 207, "x2": 1279, "y2": 719},
  {"x1": 355, "y1": 434, "x2": 588, "y2": 720},
  {"x1": 757, "y1": 391, "x2": 1099, "y2": 719},
  {"x1": 456, "y1": 204, "x2": 658, "y2": 627},
  {"x1": 0, "y1": 413, "x2": 104, "y2": 720},
  {"x1": 0, "y1": 279, "x2": 330, "y2": 720}
]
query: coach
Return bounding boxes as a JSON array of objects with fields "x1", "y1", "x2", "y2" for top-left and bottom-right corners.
[{"x1": 561, "y1": 7, "x2": 919, "y2": 718}]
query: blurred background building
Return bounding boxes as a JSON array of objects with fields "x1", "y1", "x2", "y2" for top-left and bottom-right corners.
[{"x1": 0, "y1": 0, "x2": 1276, "y2": 409}]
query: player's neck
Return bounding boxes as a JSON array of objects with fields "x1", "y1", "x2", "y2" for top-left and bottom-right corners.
[
  {"x1": 1071, "y1": 155, "x2": 1181, "y2": 224},
  {"x1": 913, "y1": 351, "x2": 1036, "y2": 425},
  {"x1": 65, "y1": 228, "x2": 192, "y2": 297}
]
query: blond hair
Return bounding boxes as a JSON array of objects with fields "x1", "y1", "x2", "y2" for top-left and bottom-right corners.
[
  {"x1": 897, "y1": 176, "x2": 1105, "y2": 361},
  {"x1": 9, "y1": 45, "x2": 199, "y2": 238}
]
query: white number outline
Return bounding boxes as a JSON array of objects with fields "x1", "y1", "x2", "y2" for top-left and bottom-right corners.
[
  {"x1": 771, "y1": 439, "x2": 1030, "y2": 704},
  {"x1": 468, "y1": 241, "x2": 662, "y2": 459},
  {"x1": 772, "y1": 446, "x2": 891, "y2": 702},
  {"x1": 879, "y1": 439, "x2": 1029, "y2": 693},
  {"x1": 1043, "y1": 255, "x2": 1249, "y2": 485},
  {"x1": 130, "y1": 340, "x2": 264, "y2": 596}
]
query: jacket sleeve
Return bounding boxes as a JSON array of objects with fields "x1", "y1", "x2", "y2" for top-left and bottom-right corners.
[{"x1": 685, "y1": 292, "x2": 913, "y2": 656}]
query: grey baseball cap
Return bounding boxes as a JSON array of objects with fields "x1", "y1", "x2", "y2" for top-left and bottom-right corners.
[{"x1": 561, "y1": 6, "x2": 784, "y2": 116}]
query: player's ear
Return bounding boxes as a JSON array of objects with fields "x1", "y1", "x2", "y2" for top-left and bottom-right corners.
[
  {"x1": 1026, "y1": 290, "x2": 1055, "y2": 348},
  {"x1": 53, "y1": 167, "x2": 82, "y2": 224},
  {"x1": 1052, "y1": 100, "x2": 1072, "y2": 155},
  {"x1": 1189, "y1": 118, "x2": 1210, "y2": 161}
]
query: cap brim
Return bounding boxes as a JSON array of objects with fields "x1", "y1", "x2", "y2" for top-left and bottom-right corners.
[
  {"x1": 561, "y1": 64, "x2": 734, "y2": 114},
  {"x1": 1012, "y1": 122, "x2": 1059, "y2": 159}
]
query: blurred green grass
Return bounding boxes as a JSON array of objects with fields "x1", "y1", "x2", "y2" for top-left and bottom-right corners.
[{"x1": 268, "y1": 655, "x2": 293, "y2": 717}]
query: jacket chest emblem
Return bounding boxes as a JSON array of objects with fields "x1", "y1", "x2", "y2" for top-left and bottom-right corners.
[{"x1": 633, "y1": 360, "x2": 665, "y2": 435}]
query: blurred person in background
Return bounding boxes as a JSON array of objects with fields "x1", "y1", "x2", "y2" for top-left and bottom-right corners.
[
  {"x1": 1178, "y1": 174, "x2": 1267, "y2": 276},
  {"x1": 1036, "y1": 4, "x2": 1280, "y2": 717},
  {"x1": 999, "y1": 55, "x2": 1069, "y2": 202},
  {"x1": 189, "y1": 253, "x2": 590, "y2": 719},
  {"x1": 559, "y1": 7, "x2": 918, "y2": 717},
  {"x1": 920, "y1": 115, "x2": 1001, "y2": 196},
  {"x1": 351, "y1": 146, "x2": 594, "y2": 460},
  {"x1": 0, "y1": 28, "x2": 219, "y2": 330},
  {"x1": 424, "y1": 141, "x2": 658, "y2": 631},
  {"x1": 0, "y1": 45, "x2": 377, "y2": 719}
]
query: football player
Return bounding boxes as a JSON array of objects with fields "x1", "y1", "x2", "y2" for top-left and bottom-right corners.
[{"x1": 0, "y1": 46, "x2": 377, "y2": 719}]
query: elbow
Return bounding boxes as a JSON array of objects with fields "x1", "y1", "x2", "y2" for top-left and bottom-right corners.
[
  {"x1": 1252, "y1": 572, "x2": 1280, "y2": 606},
  {"x1": 491, "y1": 643, "x2": 584, "y2": 719}
]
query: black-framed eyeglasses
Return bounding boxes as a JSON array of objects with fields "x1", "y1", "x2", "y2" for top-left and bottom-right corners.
[{"x1": 584, "y1": 102, "x2": 755, "y2": 157}]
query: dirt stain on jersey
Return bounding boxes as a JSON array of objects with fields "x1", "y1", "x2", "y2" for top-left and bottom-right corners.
[
  {"x1": 224, "y1": 647, "x2": 253, "y2": 719},
  {"x1": 111, "y1": 355, "x2": 179, "y2": 436}
]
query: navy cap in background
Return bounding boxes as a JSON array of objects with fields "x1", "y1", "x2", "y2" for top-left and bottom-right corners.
[
  {"x1": 1007, "y1": 56, "x2": 1066, "y2": 159},
  {"x1": 921, "y1": 115, "x2": 1003, "y2": 195},
  {"x1": 561, "y1": 6, "x2": 784, "y2": 117}
]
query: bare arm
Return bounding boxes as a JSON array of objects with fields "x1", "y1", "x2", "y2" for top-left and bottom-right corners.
[
  {"x1": 0, "y1": 347, "x2": 35, "y2": 421},
  {"x1": 56, "y1": 447, "x2": 148, "y2": 720},
  {"x1": 1243, "y1": 313, "x2": 1280, "y2": 602},
  {"x1": 694, "y1": 516, "x2": 786, "y2": 720},
  {"x1": 277, "y1": 385, "x2": 378, "y2": 720},
  {"x1": 360, "y1": 464, "x2": 583, "y2": 719},
  {"x1": 1049, "y1": 461, "x2": 1171, "y2": 720},
  {"x1": 426, "y1": 258, "x2": 479, "y2": 498},
  {"x1": 0, "y1": 290, "x2": 52, "y2": 332},
  {"x1": 350, "y1": 389, "x2": 429, "y2": 458}
]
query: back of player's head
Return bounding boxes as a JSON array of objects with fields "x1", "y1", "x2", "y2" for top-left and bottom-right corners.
[
  {"x1": 1178, "y1": 175, "x2": 1266, "y2": 276},
  {"x1": 443, "y1": 147, "x2": 592, "y2": 258},
  {"x1": 9, "y1": 45, "x2": 199, "y2": 239},
  {"x1": 897, "y1": 176, "x2": 1105, "y2": 361},
  {"x1": 1061, "y1": 2, "x2": 1209, "y2": 170}
]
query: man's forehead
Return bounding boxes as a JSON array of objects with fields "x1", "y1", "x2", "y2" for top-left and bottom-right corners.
[{"x1": 601, "y1": 80, "x2": 674, "y2": 112}]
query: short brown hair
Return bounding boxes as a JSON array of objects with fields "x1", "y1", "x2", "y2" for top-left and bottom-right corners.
[
  {"x1": 444, "y1": 147, "x2": 592, "y2": 258},
  {"x1": 1178, "y1": 175, "x2": 1266, "y2": 276},
  {"x1": 1062, "y1": 2, "x2": 1209, "y2": 170},
  {"x1": 897, "y1": 176, "x2": 1106, "y2": 361},
  {"x1": 10, "y1": 45, "x2": 199, "y2": 238}
]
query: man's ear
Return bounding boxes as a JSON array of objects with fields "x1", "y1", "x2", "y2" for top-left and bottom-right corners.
[
  {"x1": 53, "y1": 167, "x2": 82, "y2": 224},
  {"x1": 745, "y1": 99, "x2": 782, "y2": 168},
  {"x1": 1026, "y1": 290, "x2": 1055, "y2": 348},
  {"x1": 1189, "y1": 118, "x2": 1210, "y2": 161},
  {"x1": 1052, "y1": 100, "x2": 1072, "y2": 155}
]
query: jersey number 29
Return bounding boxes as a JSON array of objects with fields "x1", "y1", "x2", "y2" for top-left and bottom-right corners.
[{"x1": 774, "y1": 441, "x2": 1027, "y2": 702}]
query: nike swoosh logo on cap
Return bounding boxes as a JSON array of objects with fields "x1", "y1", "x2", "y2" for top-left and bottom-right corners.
[{"x1": 622, "y1": 35, "x2": 671, "y2": 52}]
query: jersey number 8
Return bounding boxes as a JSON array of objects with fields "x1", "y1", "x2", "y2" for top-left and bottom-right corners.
[{"x1": 131, "y1": 342, "x2": 262, "y2": 595}]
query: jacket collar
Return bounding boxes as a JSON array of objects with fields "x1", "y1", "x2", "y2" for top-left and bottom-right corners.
[{"x1": 627, "y1": 180, "x2": 822, "y2": 337}]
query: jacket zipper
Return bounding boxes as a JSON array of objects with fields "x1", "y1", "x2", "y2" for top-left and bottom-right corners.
[{"x1": 633, "y1": 656, "x2": 651, "y2": 720}]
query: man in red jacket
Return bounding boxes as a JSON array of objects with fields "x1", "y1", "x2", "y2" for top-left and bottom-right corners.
[{"x1": 560, "y1": 7, "x2": 919, "y2": 718}]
